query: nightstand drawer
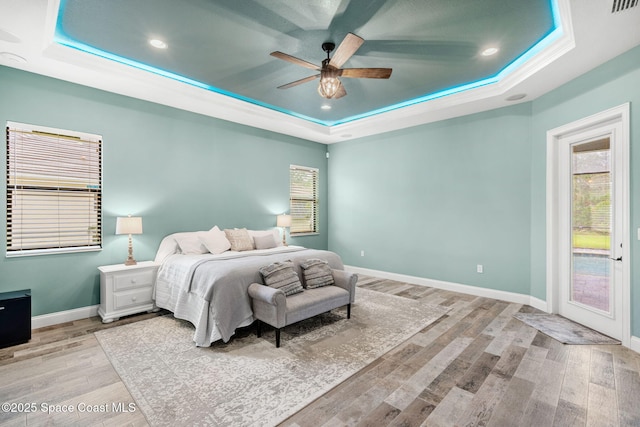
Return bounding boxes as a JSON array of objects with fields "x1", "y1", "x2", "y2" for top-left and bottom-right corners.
[
  {"x1": 114, "y1": 287, "x2": 153, "y2": 310},
  {"x1": 113, "y1": 269, "x2": 155, "y2": 291}
]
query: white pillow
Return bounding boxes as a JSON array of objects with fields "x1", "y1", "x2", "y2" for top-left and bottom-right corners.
[
  {"x1": 155, "y1": 231, "x2": 206, "y2": 262},
  {"x1": 175, "y1": 233, "x2": 208, "y2": 255},
  {"x1": 253, "y1": 234, "x2": 277, "y2": 250},
  {"x1": 248, "y1": 229, "x2": 283, "y2": 248},
  {"x1": 200, "y1": 226, "x2": 231, "y2": 254}
]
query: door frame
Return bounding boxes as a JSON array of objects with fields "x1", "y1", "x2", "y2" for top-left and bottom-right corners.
[{"x1": 546, "y1": 103, "x2": 630, "y2": 347}]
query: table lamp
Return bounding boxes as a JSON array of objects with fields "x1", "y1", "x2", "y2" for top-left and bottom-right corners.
[
  {"x1": 276, "y1": 214, "x2": 292, "y2": 246},
  {"x1": 116, "y1": 215, "x2": 143, "y2": 265}
]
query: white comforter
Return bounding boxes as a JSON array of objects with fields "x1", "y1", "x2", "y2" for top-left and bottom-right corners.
[
  {"x1": 154, "y1": 246, "x2": 344, "y2": 346},
  {"x1": 156, "y1": 246, "x2": 307, "y2": 295}
]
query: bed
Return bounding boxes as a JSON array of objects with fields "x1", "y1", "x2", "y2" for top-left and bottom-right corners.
[{"x1": 153, "y1": 228, "x2": 344, "y2": 346}]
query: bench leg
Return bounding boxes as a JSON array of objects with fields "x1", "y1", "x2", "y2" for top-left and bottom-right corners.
[
  {"x1": 256, "y1": 320, "x2": 262, "y2": 337},
  {"x1": 275, "y1": 329, "x2": 281, "y2": 348},
  {"x1": 347, "y1": 303, "x2": 351, "y2": 319}
]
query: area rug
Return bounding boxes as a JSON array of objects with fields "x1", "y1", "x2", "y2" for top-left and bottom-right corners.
[
  {"x1": 513, "y1": 313, "x2": 621, "y2": 345},
  {"x1": 95, "y1": 288, "x2": 449, "y2": 427}
]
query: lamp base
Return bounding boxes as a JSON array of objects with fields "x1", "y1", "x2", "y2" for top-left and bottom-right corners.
[{"x1": 124, "y1": 234, "x2": 137, "y2": 265}]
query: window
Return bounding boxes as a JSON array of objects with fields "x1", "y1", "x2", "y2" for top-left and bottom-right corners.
[
  {"x1": 6, "y1": 122, "x2": 102, "y2": 256},
  {"x1": 289, "y1": 165, "x2": 318, "y2": 234}
]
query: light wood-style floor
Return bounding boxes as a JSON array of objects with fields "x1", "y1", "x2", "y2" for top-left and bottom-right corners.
[{"x1": 1, "y1": 277, "x2": 639, "y2": 426}]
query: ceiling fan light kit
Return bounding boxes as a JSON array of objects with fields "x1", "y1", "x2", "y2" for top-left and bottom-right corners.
[
  {"x1": 317, "y1": 42, "x2": 340, "y2": 99},
  {"x1": 271, "y1": 33, "x2": 392, "y2": 100},
  {"x1": 318, "y1": 68, "x2": 340, "y2": 99}
]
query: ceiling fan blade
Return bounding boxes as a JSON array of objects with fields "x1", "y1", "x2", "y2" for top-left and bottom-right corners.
[
  {"x1": 277, "y1": 74, "x2": 320, "y2": 89},
  {"x1": 333, "y1": 81, "x2": 347, "y2": 99},
  {"x1": 329, "y1": 33, "x2": 364, "y2": 69},
  {"x1": 340, "y1": 68, "x2": 392, "y2": 79},
  {"x1": 270, "y1": 51, "x2": 319, "y2": 71}
]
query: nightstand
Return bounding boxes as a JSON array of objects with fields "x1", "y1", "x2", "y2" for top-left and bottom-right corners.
[{"x1": 98, "y1": 261, "x2": 160, "y2": 323}]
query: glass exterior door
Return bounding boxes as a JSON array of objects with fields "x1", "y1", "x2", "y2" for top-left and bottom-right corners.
[
  {"x1": 562, "y1": 131, "x2": 622, "y2": 340},
  {"x1": 551, "y1": 104, "x2": 628, "y2": 342}
]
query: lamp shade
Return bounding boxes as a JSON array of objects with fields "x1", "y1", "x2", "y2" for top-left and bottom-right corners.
[
  {"x1": 276, "y1": 214, "x2": 292, "y2": 228},
  {"x1": 115, "y1": 216, "x2": 143, "y2": 235}
]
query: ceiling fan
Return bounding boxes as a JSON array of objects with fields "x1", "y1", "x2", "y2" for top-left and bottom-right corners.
[{"x1": 270, "y1": 33, "x2": 392, "y2": 99}]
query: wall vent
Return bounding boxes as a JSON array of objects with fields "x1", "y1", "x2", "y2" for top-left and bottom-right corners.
[{"x1": 612, "y1": 0, "x2": 638, "y2": 13}]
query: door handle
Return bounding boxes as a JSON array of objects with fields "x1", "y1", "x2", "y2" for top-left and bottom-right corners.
[{"x1": 609, "y1": 256, "x2": 622, "y2": 261}]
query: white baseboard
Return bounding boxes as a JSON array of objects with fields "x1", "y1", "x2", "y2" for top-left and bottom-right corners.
[
  {"x1": 345, "y1": 265, "x2": 536, "y2": 306},
  {"x1": 528, "y1": 296, "x2": 549, "y2": 313},
  {"x1": 32, "y1": 305, "x2": 99, "y2": 330},
  {"x1": 630, "y1": 336, "x2": 640, "y2": 354}
]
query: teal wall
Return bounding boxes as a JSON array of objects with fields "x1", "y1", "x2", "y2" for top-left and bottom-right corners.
[
  {"x1": 530, "y1": 45, "x2": 640, "y2": 335},
  {"x1": 328, "y1": 103, "x2": 533, "y2": 295},
  {"x1": 0, "y1": 66, "x2": 328, "y2": 316},
  {"x1": 1, "y1": 44, "x2": 639, "y2": 337},
  {"x1": 328, "y1": 44, "x2": 640, "y2": 337}
]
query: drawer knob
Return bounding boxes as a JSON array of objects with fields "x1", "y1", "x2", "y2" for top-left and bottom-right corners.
[
  {"x1": 0, "y1": 306, "x2": 4, "y2": 310},
  {"x1": 131, "y1": 296, "x2": 137, "y2": 301},
  {"x1": 131, "y1": 279, "x2": 137, "y2": 284}
]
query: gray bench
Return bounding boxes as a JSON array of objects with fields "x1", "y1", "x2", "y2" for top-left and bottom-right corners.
[{"x1": 248, "y1": 269, "x2": 357, "y2": 347}]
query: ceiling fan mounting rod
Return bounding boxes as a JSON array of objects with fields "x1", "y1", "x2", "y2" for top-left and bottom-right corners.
[{"x1": 322, "y1": 42, "x2": 335, "y2": 59}]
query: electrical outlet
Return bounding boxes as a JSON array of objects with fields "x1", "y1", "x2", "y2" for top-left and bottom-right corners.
[
  {"x1": 477, "y1": 264, "x2": 484, "y2": 273},
  {"x1": 361, "y1": 250, "x2": 365, "y2": 257}
]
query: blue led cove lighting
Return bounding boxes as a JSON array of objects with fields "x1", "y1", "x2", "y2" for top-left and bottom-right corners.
[{"x1": 55, "y1": 0, "x2": 562, "y2": 127}]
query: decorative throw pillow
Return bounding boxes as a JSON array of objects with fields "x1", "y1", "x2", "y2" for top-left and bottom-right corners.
[
  {"x1": 224, "y1": 228, "x2": 254, "y2": 251},
  {"x1": 300, "y1": 259, "x2": 335, "y2": 289},
  {"x1": 253, "y1": 234, "x2": 277, "y2": 250},
  {"x1": 199, "y1": 226, "x2": 231, "y2": 254},
  {"x1": 248, "y1": 229, "x2": 283, "y2": 247},
  {"x1": 175, "y1": 233, "x2": 208, "y2": 255},
  {"x1": 259, "y1": 260, "x2": 304, "y2": 296}
]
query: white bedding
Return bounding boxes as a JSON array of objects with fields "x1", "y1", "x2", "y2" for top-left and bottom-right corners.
[
  {"x1": 153, "y1": 242, "x2": 344, "y2": 346},
  {"x1": 156, "y1": 245, "x2": 307, "y2": 295}
]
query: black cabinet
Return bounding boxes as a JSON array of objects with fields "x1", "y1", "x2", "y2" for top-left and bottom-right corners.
[{"x1": 0, "y1": 289, "x2": 31, "y2": 348}]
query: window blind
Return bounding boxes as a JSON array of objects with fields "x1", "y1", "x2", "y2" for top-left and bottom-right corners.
[
  {"x1": 289, "y1": 165, "x2": 318, "y2": 234},
  {"x1": 6, "y1": 122, "x2": 102, "y2": 256}
]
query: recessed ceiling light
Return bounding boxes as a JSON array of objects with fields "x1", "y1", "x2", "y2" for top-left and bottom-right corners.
[
  {"x1": 481, "y1": 47, "x2": 499, "y2": 56},
  {"x1": 321, "y1": 105, "x2": 331, "y2": 110},
  {"x1": 149, "y1": 39, "x2": 167, "y2": 49},
  {"x1": 506, "y1": 93, "x2": 527, "y2": 101}
]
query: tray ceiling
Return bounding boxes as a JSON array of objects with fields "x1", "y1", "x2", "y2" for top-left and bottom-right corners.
[{"x1": 0, "y1": 0, "x2": 639, "y2": 143}]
